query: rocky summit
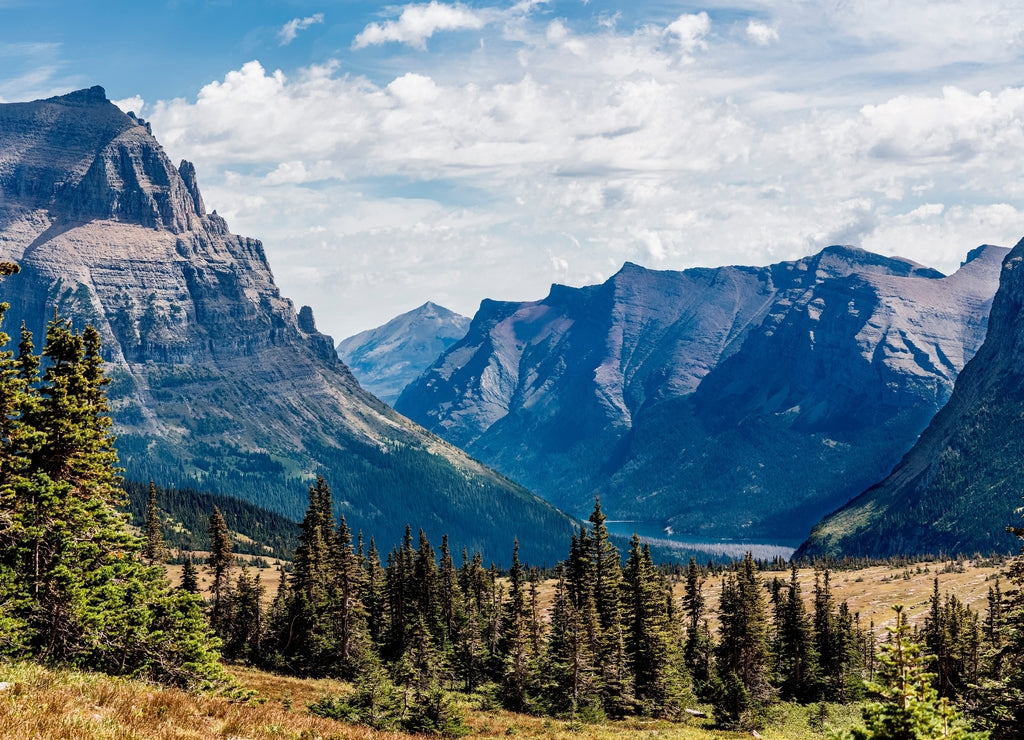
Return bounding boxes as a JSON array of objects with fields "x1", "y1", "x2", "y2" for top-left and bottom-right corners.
[
  {"x1": 396, "y1": 245, "x2": 1006, "y2": 543},
  {"x1": 337, "y1": 302, "x2": 470, "y2": 405},
  {"x1": 0, "y1": 87, "x2": 575, "y2": 564},
  {"x1": 798, "y1": 236, "x2": 1024, "y2": 559}
]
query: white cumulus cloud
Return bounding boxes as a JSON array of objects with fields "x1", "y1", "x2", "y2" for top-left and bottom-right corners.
[
  {"x1": 664, "y1": 12, "x2": 710, "y2": 53},
  {"x1": 353, "y1": 2, "x2": 486, "y2": 50},
  {"x1": 278, "y1": 13, "x2": 324, "y2": 46},
  {"x1": 746, "y1": 20, "x2": 778, "y2": 45}
]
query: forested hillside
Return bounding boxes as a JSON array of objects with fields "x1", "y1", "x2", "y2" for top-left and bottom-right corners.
[{"x1": 122, "y1": 479, "x2": 299, "y2": 559}]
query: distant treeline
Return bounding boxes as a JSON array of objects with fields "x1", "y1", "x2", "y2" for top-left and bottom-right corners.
[{"x1": 122, "y1": 479, "x2": 298, "y2": 560}]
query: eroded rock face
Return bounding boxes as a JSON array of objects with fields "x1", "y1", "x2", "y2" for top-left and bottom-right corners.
[
  {"x1": 337, "y1": 301, "x2": 470, "y2": 405},
  {"x1": 0, "y1": 88, "x2": 576, "y2": 564},
  {"x1": 397, "y1": 245, "x2": 1006, "y2": 541},
  {"x1": 798, "y1": 238, "x2": 1024, "y2": 558}
]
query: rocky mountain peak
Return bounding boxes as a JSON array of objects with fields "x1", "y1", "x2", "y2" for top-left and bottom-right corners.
[
  {"x1": 0, "y1": 87, "x2": 208, "y2": 235},
  {"x1": 780, "y1": 245, "x2": 945, "y2": 283},
  {"x1": 178, "y1": 160, "x2": 206, "y2": 217},
  {"x1": 797, "y1": 237, "x2": 1024, "y2": 558},
  {"x1": 338, "y1": 301, "x2": 471, "y2": 404},
  {"x1": 56, "y1": 85, "x2": 109, "y2": 105},
  {"x1": 0, "y1": 88, "x2": 576, "y2": 563}
]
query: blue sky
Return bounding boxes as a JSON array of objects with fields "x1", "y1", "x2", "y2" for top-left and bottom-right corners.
[{"x1": 4, "y1": 1, "x2": 1024, "y2": 339}]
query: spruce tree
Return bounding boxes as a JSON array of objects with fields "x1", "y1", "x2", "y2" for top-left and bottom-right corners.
[
  {"x1": 207, "y1": 506, "x2": 233, "y2": 632},
  {"x1": 715, "y1": 552, "x2": 773, "y2": 726},
  {"x1": 330, "y1": 512, "x2": 367, "y2": 676},
  {"x1": 974, "y1": 520, "x2": 1024, "y2": 737},
  {"x1": 500, "y1": 540, "x2": 539, "y2": 712},
  {"x1": 833, "y1": 605, "x2": 986, "y2": 740},
  {"x1": 775, "y1": 562, "x2": 820, "y2": 702},
  {"x1": 815, "y1": 568, "x2": 864, "y2": 702},
  {"x1": 622, "y1": 534, "x2": 689, "y2": 717},
  {"x1": 0, "y1": 300, "x2": 221, "y2": 686},
  {"x1": 222, "y1": 566, "x2": 264, "y2": 664},
  {"x1": 543, "y1": 564, "x2": 599, "y2": 716},
  {"x1": 143, "y1": 480, "x2": 168, "y2": 566},
  {"x1": 180, "y1": 554, "x2": 200, "y2": 593},
  {"x1": 682, "y1": 557, "x2": 716, "y2": 698},
  {"x1": 588, "y1": 498, "x2": 633, "y2": 716},
  {"x1": 363, "y1": 538, "x2": 387, "y2": 649},
  {"x1": 385, "y1": 525, "x2": 417, "y2": 659}
]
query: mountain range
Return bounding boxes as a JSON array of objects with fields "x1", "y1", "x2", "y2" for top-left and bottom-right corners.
[
  {"x1": 395, "y1": 246, "x2": 1006, "y2": 544},
  {"x1": 0, "y1": 87, "x2": 575, "y2": 564},
  {"x1": 799, "y1": 236, "x2": 1024, "y2": 558},
  {"x1": 337, "y1": 302, "x2": 470, "y2": 404}
]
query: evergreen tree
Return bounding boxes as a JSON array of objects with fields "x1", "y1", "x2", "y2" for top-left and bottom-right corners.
[
  {"x1": 0, "y1": 299, "x2": 222, "y2": 686},
  {"x1": 16, "y1": 316, "x2": 134, "y2": 662},
  {"x1": 451, "y1": 576, "x2": 488, "y2": 692},
  {"x1": 207, "y1": 506, "x2": 233, "y2": 633},
  {"x1": 385, "y1": 525, "x2": 417, "y2": 659},
  {"x1": 682, "y1": 557, "x2": 716, "y2": 698},
  {"x1": 330, "y1": 512, "x2": 367, "y2": 676},
  {"x1": 924, "y1": 578, "x2": 981, "y2": 700},
  {"x1": 588, "y1": 499, "x2": 633, "y2": 716},
  {"x1": 143, "y1": 480, "x2": 168, "y2": 566},
  {"x1": 500, "y1": 540, "x2": 539, "y2": 712},
  {"x1": 815, "y1": 568, "x2": 864, "y2": 702},
  {"x1": 543, "y1": 564, "x2": 599, "y2": 716},
  {"x1": 974, "y1": 520, "x2": 1024, "y2": 737},
  {"x1": 775, "y1": 562, "x2": 820, "y2": 702},
  {"x1": 412, "y1": 529, "x2": 441, "y2": 641},
  {"x1": 0, "y1": 291, "x2": 29, "y2": 655},
  {"x1": 180, "y1": 554, "x2": 200, "y2": 594},
  {"x1": 362, "y1": 538, "x2": 387, "y2": 649},
  {"x1": 832, "y1": 605, "x2": 986, "y2": 740},
  {"x1": 221, "y1": 566, "x2": 264, "y2": 664},
  {"x1": 982, "y1": 577, "x2": 1002, "y2": 681},
  {"x1": 622, "y1": 534, "x2": 689, "y2": 717},
  {"x1": 715, "y1": 552, "x2": 773, "y2": 726}
]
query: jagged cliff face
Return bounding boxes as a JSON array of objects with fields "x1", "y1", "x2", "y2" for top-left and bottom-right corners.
[
  {"x1": 396, "y1": 245, "x2": 1006, "y2": 542},
  {"x1": 337, "y1": 302, "x2": 470, "y2": 405},
  {"x1": 0, "y1": 88, "x2": 576, "y2": 563},
  {"x1": 798, "y1": 238, "x2": 1024, "y2": 558}
]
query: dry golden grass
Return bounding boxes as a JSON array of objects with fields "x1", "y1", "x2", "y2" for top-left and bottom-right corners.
[
  {"x1": 164, "y1": 556, "x2": 286, "y2": 608},
  {"x1": 518, "y1": 556, "x2": 1001, "y2": 636},
  {"x1": 0, "y1": 661, "x2": 768, "y2": 740},
  {"x1": 0, "y1": 662, "x2": 395, "y2": 740},
  {"x1": 670, "y1": 559, "x2": 1002, "y2": 634}
]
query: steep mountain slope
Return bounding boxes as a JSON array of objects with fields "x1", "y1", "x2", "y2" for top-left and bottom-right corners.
[
  {"x1": 396, "y1": 246, "x2": 1005, "y2": 542},
  {"x1": 798, "y1": 238, "x2": 1024, "y2": 558},
  {"x1": 337, "y1": 302, "x2": 470, "y2": 404},
  {"x1": 0, "y1": 87, "x2": 575, "y2": 564}
]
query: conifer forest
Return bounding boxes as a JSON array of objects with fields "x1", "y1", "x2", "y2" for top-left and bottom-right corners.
[{"x1": 2, "y1": 266, "x2": 1024, "y2": 739}]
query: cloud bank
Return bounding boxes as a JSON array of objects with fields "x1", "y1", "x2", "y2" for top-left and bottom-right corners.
[{"x1": 127, "y1": 0, "x2": 1024, "y2": 338}]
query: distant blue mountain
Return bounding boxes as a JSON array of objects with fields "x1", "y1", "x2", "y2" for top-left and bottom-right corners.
[
  {"x1": 395, "y1": 245, "x2": 1006, "y2": 543},
  {"x1": 337, "y1": 302, "x2": 470, "y2": 404}
]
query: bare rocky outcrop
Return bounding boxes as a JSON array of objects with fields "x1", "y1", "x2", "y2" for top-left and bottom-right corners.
[{"x1": 798, "y1": 238, "x2": 1024, "y2": 558}]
